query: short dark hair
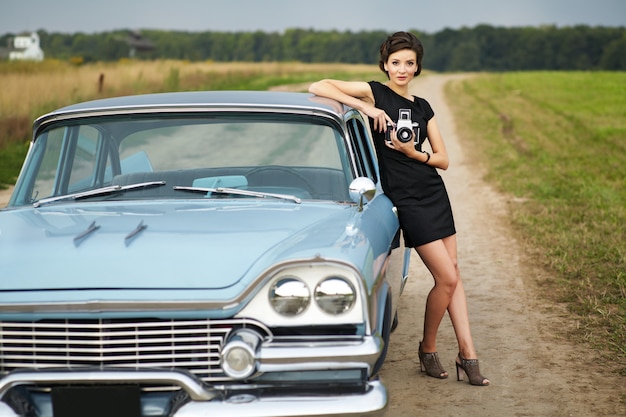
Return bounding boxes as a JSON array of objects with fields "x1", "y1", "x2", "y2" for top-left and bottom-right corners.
[{"x1": 378, "y1": 31, "x2": 424, "y2": 78}]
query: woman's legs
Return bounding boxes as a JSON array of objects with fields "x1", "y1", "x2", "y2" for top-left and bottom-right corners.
[
  {"x1": 416, "y1": 237, "x2": 458, "y2": 354},
  {"x1": 440, "y1": 235, "x2": 478, "y2": 359},
  {"x1": 416, "y1": 234, "x2": 478, "y2": 359}
]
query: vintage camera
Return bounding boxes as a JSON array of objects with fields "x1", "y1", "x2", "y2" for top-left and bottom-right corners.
[{"x1": 386, "y1": 109, "x2": 419, "y2": 143}]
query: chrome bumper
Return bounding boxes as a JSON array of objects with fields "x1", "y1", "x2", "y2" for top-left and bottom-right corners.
[
  {"x1": 175, "y1": 381, "x2": 387, "y2": 417},
  {"x1": 0, "y1": 369, "x2": 387, "y2": 417}
]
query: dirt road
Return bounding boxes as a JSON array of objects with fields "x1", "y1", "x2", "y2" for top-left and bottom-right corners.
[
  {"x1": 379, "y1": 74, "x2": 624, "y2": 416},
  {"x1": 1, "y1": 75, "x2": 623, "y2": 416}
]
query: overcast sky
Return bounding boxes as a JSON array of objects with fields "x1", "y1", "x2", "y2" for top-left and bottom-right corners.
[{"x1": 1, "y1": 0, "x2": 624, "y2": 35}]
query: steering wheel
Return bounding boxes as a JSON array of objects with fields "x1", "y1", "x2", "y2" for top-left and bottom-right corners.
[{"x1": 246, "y1": 166, "x2": 317, "y2": 199}]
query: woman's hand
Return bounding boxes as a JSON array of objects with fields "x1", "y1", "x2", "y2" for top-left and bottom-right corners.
[
  {"x1": 362, "y1": 104, "x2": 393, "y2": 133},
  {"x1": 385, "y1": 128, "x2": 417, "y2": 155},
  {"x1": 386, "y1": 117, "x2": 450, "y2": 169}
]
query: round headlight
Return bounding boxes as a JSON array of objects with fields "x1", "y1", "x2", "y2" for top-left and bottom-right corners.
[
  {"x1": 314, "y1": 277, "x2": 356, "y2": 315},
  {"x1": 269, "y1": 277, "x2": 310, "y2": 316}
]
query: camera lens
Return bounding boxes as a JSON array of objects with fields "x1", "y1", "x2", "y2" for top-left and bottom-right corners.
[{"x1": 396, "y1": 127, "x2": 413, "y2": 142}]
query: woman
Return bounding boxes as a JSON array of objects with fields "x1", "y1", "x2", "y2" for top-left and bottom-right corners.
[{"x1": 309, "y1": 31, "x2": 489, "y2": 386}]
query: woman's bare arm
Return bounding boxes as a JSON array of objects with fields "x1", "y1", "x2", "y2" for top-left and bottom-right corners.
[{"x1": 308, "y1": 79, "x2": 393, "y2": 132}]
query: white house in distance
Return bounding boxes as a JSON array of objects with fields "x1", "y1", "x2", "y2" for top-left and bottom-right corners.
[{"x1": 8, "y1": 32, "x2": 45, "y2": 61}]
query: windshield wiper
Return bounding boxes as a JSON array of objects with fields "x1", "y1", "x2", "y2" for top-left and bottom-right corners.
[
  {"x1": 33, "y1": 181, "x2": 166, "y2": 207},
  {"x1": 173, "y1": 186, "x2": 302, "y2": 204}
]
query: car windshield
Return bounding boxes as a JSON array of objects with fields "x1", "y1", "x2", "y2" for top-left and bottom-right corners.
[{"x1": 11, "y1": 112, "x2": 354, "y2": 206}]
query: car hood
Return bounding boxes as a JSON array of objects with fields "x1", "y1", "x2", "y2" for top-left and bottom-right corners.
[{"x1": 0, "y1": 200, "x2": 364, "y2": 294}]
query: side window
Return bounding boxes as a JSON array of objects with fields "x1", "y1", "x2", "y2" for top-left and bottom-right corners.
[
  {"x1": 30, "y1": 130, "x2": 65, "y2": 200},
  {"x1": 29, "y1": 125, "x2": 110, "y2": 200},
  {"x1": 347, "y1": 118, "x2": 378, "y2": 182},
  {"x1": 67, "y1": 126, "x2": 104, "y2": 192}
]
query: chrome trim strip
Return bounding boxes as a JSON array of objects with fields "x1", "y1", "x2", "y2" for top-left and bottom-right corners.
[
  {"x1": 0, "y1": 299, "x2": 233, "y2": 313},
  {"x1": 34, "y1": 105, "x2": 345, "y2": 137}
]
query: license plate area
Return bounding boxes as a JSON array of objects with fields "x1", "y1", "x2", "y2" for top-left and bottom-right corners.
[{"x1": 52, "y1": 385, "x2": 141, "y2": 417}]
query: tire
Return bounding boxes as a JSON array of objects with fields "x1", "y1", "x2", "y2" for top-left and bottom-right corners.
[
  {"x1": 391, "y1": 311, "x2": 399, "y2": 333},
  {"x1": 371, "y1": 298, "x2": 392, "y2": 376}
]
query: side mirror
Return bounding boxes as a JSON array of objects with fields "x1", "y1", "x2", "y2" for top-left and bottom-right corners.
[{"x1": 349, "y1": 177, "x2": 376, "y2": 211}]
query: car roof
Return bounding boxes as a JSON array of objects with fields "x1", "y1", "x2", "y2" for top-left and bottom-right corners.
[{"x1": 34, "y1": 90, "x2": 349, "y2": 132}]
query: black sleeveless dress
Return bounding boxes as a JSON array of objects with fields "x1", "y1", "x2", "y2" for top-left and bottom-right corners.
[{"x1": 368, "y1": 81, "x2": 456, "y2": 247}]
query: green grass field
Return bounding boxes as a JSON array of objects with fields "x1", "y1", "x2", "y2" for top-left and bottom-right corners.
[{"x1": 446, "y1": 72, "x2": 625, "y2": 365}]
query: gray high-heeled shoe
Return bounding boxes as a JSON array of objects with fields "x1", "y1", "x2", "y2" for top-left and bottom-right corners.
[
  {"x1": 456, "y1": 353, "x2": 490, "y2": 386},
  {"x1": 418, "y1": 342, "x2": 448, "y2": 379}
]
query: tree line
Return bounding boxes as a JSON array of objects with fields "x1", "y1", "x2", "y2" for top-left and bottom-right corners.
[{"x1": 2, "y1": 25, "x2": 625, "y2": 71}]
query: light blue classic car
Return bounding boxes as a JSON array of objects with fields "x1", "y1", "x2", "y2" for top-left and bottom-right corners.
[{"x1": 0, "y1": 91, "x2": 409, "y2": 417}]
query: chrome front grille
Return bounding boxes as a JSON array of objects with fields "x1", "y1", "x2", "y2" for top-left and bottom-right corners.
[{"x1": 0, "y1": 318, "x2": 271, "y2": 382}]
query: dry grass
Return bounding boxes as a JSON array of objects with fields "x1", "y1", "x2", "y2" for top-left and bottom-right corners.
[{"x1": 0, "y1": 60, "x2": 377, "y2": 118}]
